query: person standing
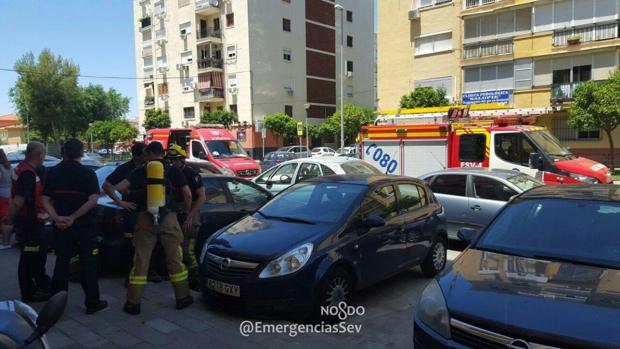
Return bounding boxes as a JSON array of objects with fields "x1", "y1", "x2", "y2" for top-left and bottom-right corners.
[
  {"x1": 42, "y1": 139, "x2": 108, "y2": 314},
  {"x1": 0, "y1": 149, "x2": 14, "y2": 250},
  {"x1": 114, "y1": 142, "x2": 193, "y2": 315},
  {"x1": 166, "y1": 144, "x2": 206, "y2": 291},
  {"x1": 4, "y1": 142, "x2": 51, "y2": 302}
]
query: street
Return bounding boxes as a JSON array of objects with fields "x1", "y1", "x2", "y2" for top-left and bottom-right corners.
[{"x1": 0, "y1": 244, "x2": 461, "y2": 349}]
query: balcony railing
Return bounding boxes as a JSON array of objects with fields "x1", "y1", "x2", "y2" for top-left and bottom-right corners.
[
  {"x1": 463, "y1": 39, "x2": 513, "y2": 59},
  {"x1": 195, "y1": 0, "x2": 220, "y2": 13},
  {"x1": 197, "y1": 57, "x2": 223, "y2": 70},
  {"x1": 144, "y1": 96, "x2": 155, "y2": 106},
  {"x1": 198, "y1": 89, "x2": 224, "y2": 100},
  {"x1": 553, "y1": 21, "x2": 619, "y2": 47},
  {"x1": 551, "y1": 82, "x2": 585, "y2": 102},
  {"x1": 465, "y1": 0, "x2": 496, "y2": 9},
  {"x1": 197, "y1": 28, "x2": 222, "y2": 40}
]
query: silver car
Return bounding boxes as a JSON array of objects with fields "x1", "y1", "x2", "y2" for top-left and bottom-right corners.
[{"x1": 420, "y1": 168, "x2": 543, "y2": 239}]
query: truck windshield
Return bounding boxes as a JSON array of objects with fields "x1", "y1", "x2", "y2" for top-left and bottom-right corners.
[
  {"x1": 206, "y1": 140, "x2": 249, "y2": 159},
  {"x1": 527, "y1": 130, "x2": 574, "y2": 160}
]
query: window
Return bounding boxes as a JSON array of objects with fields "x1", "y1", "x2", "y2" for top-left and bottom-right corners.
[
  {"x1": 321, "y1": 165, "x2": 336, "y2": 176},
  {"x1": 416, "y1": 0, "x2": 452, "y2": 9},
  {"x1": 494, "y1": 133, "x2": 536, "y2": 166},
  {"x1": 178, "y1": 0, "x2": 190, "y2": 8},
  {"x1": 157, "y1": 83, "x2": 168, "y2": 95},
  {"x1": 414, "y1": 77, "x2": 453, "y2": 101},
  {"x1": 203, "y1": 180, "x2": 227, "y2": 204},
  {"x1": 230, "y1": 104, "x2": 237, "y2": 114},
  {"x1": 183, "y1": 107, "x2": 195, "y2": 119},
  {"x1": 282, "y1": 18, "x2": 291, "y2": 32},
  {"x1": 459, "y1": 134, "x2": 486, "y2": 163},
  {"x1": 271, "y1": 163, "x2": 298, "y2": 184},
  {"x1": 346, "y1": 10, "x2": 353, "y2": 22},
  {"x1": 213, "y1": 18, "x2": 220, "y2": 31},
  {"x1": 255, "y1": 167, "x2": 277, "y2": 184},
  {"x1": 346, "y1": 60, "x2": 354, "y2": 73},
  {"x1": 227, "y1": 45, "x2": 237, "y2": 59},
  {"x1": 191, "y1": 141, "x2": 207, "y2": 160},
  {"x1": 473, "y1": 176, "x2": 516, "y2": 202},
  {"x1": 553, "y1": 118, "x2": 600, "y2": 141},
  {"x1": 398, "y1": 184, "x2": 426, "y2": 212},
  {"x1": 227, "y1": 73, "x2": 237, "y2": 88},
  {"x1": 226, "y1": 13, "x2": 235, "y2": 27},
  {"x1": 430, "y1": 175, "x2": 467, "y2": 197},
  {"x1": 464, "y1": 63, "x2": 514, "y2": 93},
  {"x1": 415, "y1": 32, "x2": 452, "y2": 56},
  {"x1": 283, "y1": 0, "x2": 290, "y2": 3},
  {"x1": 296, "y1": 163, "x2": 321, "y2": 182},
  {"x1": 347, "y1": 35, "x2": 353, "y2": 47},
  {"x1": 179, "y1": 21, "x2": 191, "y2": 35},
  {"x1": 227, "y1": 180, "x2": 269, "y2": 205},
  {"x1": 284, "y1": 105, "x2": 293, "y2": 117},
  {"x1": 362, "y1": 185, "x2": 398, "y2": 220},
  {"x1": 534, "y1": 0, "x2": 619, "y2": 33},
  {"x1": 283, "y1": 49, "x2": 292, "y2": 61},
  {"x1": 514, "y1": 59, "x2": 533, "y2": 90},
  {"x1": 573, "y1": 65, "x2": 591, "y2": 83}
]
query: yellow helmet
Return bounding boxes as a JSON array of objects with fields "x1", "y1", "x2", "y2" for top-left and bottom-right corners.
[{"x1": 166, "y1": 143, "x2": 187, "y2": 158}]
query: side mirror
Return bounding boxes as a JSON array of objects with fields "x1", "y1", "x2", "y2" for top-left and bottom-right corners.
[
  {"x1": 457, "y1": 228, "x2": 477, "y2": 244},
  {"x1": 22, "y1": 291, "x2": 68, "y2": 346},
  {"x1": 528, "y1": 153, "x2": 543, "y2": 171},
  {"x1": 266, "y1": 180, "x2": 273, "y2": 189},
  {"x1": 363, "y1": 215, "x2": 386, "y2": 228},
  {"x1": 272, "y1": 174, "x2": 290, "y2": 184}
]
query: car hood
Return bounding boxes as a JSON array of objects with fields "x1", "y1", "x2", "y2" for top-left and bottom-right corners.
[
  {"x1": 441, "y1": 249, "x2": 620, "y2": 348},
  {"x1": 554, "y1": 157, "x2": 610, "y2": 183},
  {"x1": 214, "y1": 158, "x2": 259, "y2": 171},
  {"x1": 207, "y1": 215, "x2": 328, "y2": 262}
]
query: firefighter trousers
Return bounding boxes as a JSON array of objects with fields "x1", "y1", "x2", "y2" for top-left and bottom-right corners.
[
  {"x1": 127, "y1": 211, "x2": 190, "y2": 305},
  {"x1": 17, "y1": 223, "x2": 51, "y2": 298},
  {"x1": 180, "y1": 210, "x2": 200, "y2": 276}
]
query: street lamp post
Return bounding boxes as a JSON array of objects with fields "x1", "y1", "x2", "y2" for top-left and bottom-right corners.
[
  {"x1": 88, "y1": 122, "x2": 94, "y2": 152},
  {"x1": 335, "y1": 4, "x2": 345, "y2": 150}
]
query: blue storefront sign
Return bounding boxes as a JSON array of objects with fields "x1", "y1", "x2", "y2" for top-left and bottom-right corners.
[{"x1": 462, "y1": 90, "x2": 512, "y2": 105}]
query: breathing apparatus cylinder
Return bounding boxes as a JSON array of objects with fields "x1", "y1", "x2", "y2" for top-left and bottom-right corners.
[{"x1": 146, "y1": 161, "x2": 165, "y2": 225}]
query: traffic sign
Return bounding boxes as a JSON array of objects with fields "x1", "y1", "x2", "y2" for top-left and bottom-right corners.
[
  {"x1": 261, "y1": 127, "x2": 266, "y2": 139},
  {"x1": 297, "y1": 121, "x2": 304, "y2": 136}
]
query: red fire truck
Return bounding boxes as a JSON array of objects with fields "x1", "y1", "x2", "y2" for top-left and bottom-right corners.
[{"x1": 361, "y1": 106, "x2": 611, "y2": 184}]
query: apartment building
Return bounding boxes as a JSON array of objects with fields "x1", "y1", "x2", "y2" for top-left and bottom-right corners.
[
  {"x1": 378, "y1": 0, "x2": 620, "y2": 165},
  {"x1": 133, "y1": 0, "x2": 374, "y2": 153}
]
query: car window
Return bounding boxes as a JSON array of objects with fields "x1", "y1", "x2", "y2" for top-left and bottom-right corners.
[
  {"x1": 430, "y1": 175, "x2": 467, "y2": 197},
  {"x1": 255, "y1": 167, "x2": 277, "y2": 184},
  {"x1": 495, "y1": 133, "x2": 537, "y2": 166},
  {"x1": 362, "y1": 185, "x2": 398, "y2": 220},
  {"x1": 203, "y1": 179, "x2": 228, "y2": 204},
  {"x1": 398, "y1": 184, "x2": 426, "y2": 211},
  {"x1": 296, "y1": 163, "x2": 322, "y2": 182},
  {"x1": 341, "y1": 161, "x2": 381, "y2": 175},
  {"x1": 271, "y1": 163, "x2": 298, "y2": 184},
  {"x1": 191, "y1": 141, "x2": 208, "y2": 160},
  {"x1": 265, "y1": 153, "x2": 274, "y2": 161},
  {"x1": 226, "y1": 179, "x2": 269, "y2": 205},
  {"x1": 321, "y1": 165, "x2": 336, "y2": 176},
  {"x1": 459, "y1": 134, "x2": 486, "y2": 163},
  {"x1": 507, "y1": 174, "x2": 543, "y2": 191},
  {"x1": 472, "y1": 176, "x2": 517, "y2": 201}
]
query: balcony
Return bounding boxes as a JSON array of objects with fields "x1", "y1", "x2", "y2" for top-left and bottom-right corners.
[
  {"x1": 196, "y1": 28, "x2": 222, "y2": 44},
  {"x1": 551, "y1": 82, "x2": 584, "y2": 103},
  {"x1": 553, "y1": 21, "x2": 619, "y2": 47},
  {"x1": 197, "y1": 88, "x2": 224, "y2": 101},
  {"x1": 144, "y1": 96, "x2": 155, "y2": 106},
  {"x1": 142, "y1": 44, "x2": 153, "y2": 57},
  {"x1": 465, "y1": 0, "x2": 496, "y2": 9},
  {"x1": 197, "y1": 57, "x2": 223, "y2": 71},
  {"x1": 463, "y1": 39, "x2": 513, "y2": 60},
  {"x1": 195, "y1": 0, "x2": 220, "y2": 15}
]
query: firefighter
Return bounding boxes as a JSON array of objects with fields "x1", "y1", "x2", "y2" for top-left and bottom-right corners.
[
  {"x1": 114, "y1": 142, "x2": 193, "y2": 315},
  {"x1": 166, "y1": 144, "x2": 205, "y2": 291},
  {"x1": 4, "y1": 142, "x2": 51, "y2": 302},
  {"x1": 42, "y1": 139, "x2": 108, "y2": 314}
]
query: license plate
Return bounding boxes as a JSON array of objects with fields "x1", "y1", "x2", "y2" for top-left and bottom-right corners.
[{"x1": 207, "y1": 278, "x2": 240, "y2": 297}]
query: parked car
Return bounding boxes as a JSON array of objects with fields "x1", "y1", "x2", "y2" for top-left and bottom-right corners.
[
  {"x1": 277, "y1": 146, "x2": 310, "y2": 158},
  {"x1": 414, "y1": 184, "x2": 620, "y2": 348},
  {"x1": 311, "y1": 147, "x2": 336, "y2": 157},
  {"x1": 253, "y1": 157, "x2": 382, "y2": 195},
  {"x1": 96, "y1": 173, "x2": 272, "y2": 275},
  {"x1": 420, "y1": 168, "x2": 543, "y2": 239},
  {"x1": 261, "y1": 151, "x2": 297, "y2": 172},
  {"x1": 200, "y1": 174, "x2": 447, "y2": 314},
  {"x1": 7, "y1": 151, "x2": 102, "y2": 170},
  {"x1": 336, "y1": 147, "x2": 358, "y2": 158}
]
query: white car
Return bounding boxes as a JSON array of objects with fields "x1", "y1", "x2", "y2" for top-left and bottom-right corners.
[
  {"x1": 253, "y1": 157, "x2": 382, "y2": 194},
  {"x1": 311, "y1": 147, "x2": 336, "y2": 157}
]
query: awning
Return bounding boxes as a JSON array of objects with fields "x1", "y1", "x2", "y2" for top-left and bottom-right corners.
[{"x1": 198, "y1": 72, "x2": 224, "y2": 92}]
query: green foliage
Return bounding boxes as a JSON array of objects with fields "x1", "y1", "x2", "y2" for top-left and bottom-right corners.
[
  {"x1": 88, "y1": 120, "x2": 138, "y2": 149},
  {"x1": 263, "y1": 113, "x2": 298, "y2": 138},
  {"x1": 319, "y1": 104, "x2": 376, "y2": 144},
  {"x1": 200, "y1": 110, "x2": 238, "y2": 127},
  {"x1": 569, "y1": 70, "x2": 620, "y2": 169},
  {"x1": 71, "y1": 85, "x2": 130, "y2": 135},
  {"x1": 399, "y1": 87, "x2": 450, "y2": 109},
  {"x1": 143, "y1": 109, "x2": 171, "y2": 130}
]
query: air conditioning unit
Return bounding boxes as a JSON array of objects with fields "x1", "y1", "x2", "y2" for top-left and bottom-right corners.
[
  {"x1": 186, "y1": 57, "x2": 193, "y2": 63},
  {"x1": 158, "y1": 66, "x2": 169, "y2": 73},
  {"x1": 180, "y1": 28, "x2": 188, "y2": 36},
  {"x1": 156, "y1": 38, "x2": 167, "y2": 45},
  {"x1": 408, "y1": 10, "x2": 421, "y2": 20},
  {"x1": 346, "y1": 71, "x2": 353, "y2": 78},
  {"x1": 284, "y1": 87, "x2": 294, "y2": 96},
  {"x1": 183, "y1": 85, "x2": 193, "y2": 92},
  {"x1": 228, "y1": 87, "x2": 238, "y2": 94}
]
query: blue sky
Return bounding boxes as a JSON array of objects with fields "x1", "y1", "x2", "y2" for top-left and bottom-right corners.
[{"x1": 0, "y1": 0, "x2": 378, "y2": 119}]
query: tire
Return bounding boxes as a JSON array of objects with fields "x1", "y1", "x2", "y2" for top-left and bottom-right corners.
[
  {"x1": 313, "y1": 267, "x2": 354, "y2": 321},
  {"x1": 421, "y1": 238, "x2": 447, "y2": 278}
]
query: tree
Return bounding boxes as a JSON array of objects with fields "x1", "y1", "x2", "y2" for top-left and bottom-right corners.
[
  {"x1": 319, "y1": 104, "x2": 376, "y2": 145},
  {"x1": 400, "y1": 87, "x2": 450, "y2": 109},
  {"x1": 200, "y1": 110, "x2": 238, "y2": 127},
  {"x1": 143, "y1": 109, "x2": 171, "y2": 130},
  {"x1": 88, "y1": 120, "x2": 138, "y2": 151},
  {"x1": 10, "y1": 49, "x2": 81, "y2": 149},
  {"x1": 569, "y1": 70, "x2": 620, "y2": 170},
  {"x1": 263, "y1": 113, "x2": 298, "y2": 139},
  {"x1": 72, "y1": 85, "x2": 130, "y2": 135}
]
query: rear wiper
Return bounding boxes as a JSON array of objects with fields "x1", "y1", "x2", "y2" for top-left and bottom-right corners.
[{"x1": 531, "y1": 254, "x2": 615, "y2": 270}]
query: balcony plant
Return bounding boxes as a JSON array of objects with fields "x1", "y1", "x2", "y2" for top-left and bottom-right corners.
[{"x1": 567, "y1": 35, "x2": 581, "y2": 45}]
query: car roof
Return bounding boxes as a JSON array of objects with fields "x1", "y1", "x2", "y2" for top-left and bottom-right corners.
[
  {"x1": 282, "y1": 157, "x2": 363, "y2": 165},
  {"x1": 421, "y1": 167, "x2": 522, "y2": 180},
  {"x1": 305, "y1": 174, "x2": 426, "y2": 186},
  {"x1": 517, "y1": 185, "x2": 620, "y2": 202}
]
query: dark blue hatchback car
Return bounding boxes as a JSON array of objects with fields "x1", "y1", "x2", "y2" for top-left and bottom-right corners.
[{"x1": 199, "y1": 175, "x2": 448, "y2": 312}]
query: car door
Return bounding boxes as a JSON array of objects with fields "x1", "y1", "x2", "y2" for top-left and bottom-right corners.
[
  {"x1": 224, "y1": 178, "x2": 272, "y2": 216},
  {"x1": 296, "y1": 162, "x2": 322, "y2": 183},
  {"x1": 397, "y1": 183, "x2": 434, "y2": 265},
  {"x1": 468, "y1": 175, "x2": 517, "y2": 231},
  {"x1": 265, "y1": 162, "x2": 299, "y2": 194},
  {"x1": 196, "y1": 177, "x2": 237, "y2": 254},
  {"x1": 357, "y1": 185, "x2": 405, "y2": 285},
  {"x1": 428, "y1": 174, "x2": 470, "y2": 239}
]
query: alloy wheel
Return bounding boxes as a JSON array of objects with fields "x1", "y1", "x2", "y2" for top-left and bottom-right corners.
[
  {"x1": 433, "y1": 241, "x2": 446, "y2": 271},
  {"x1": 325, "y1": 276, "x2": 350, "y2": 306}
]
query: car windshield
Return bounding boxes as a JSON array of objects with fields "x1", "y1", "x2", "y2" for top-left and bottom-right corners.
[
  {"x1": 476, "y1": 198, "x2": 620, "y2": 269},
  {"x1": 312, "y1": 148, "x2": 322, "y2": 152},
  {"x1": 506, "y1": 174, "x2": 543, "y2": 192},
  {"x1": 341, "y1": 161, "x2": 381, "y2": 175},
  {"x1": 206, "y1": 140, "x2": 249, "y2": 159},
  {"x1": 527, "y1": 130, "x2": 573, "y2": 159},
  {"x1": 259, "y1": 182, "x2": 366, "y2": 224}
]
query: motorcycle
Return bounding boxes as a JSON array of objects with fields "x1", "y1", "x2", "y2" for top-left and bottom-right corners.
[{"x1": 0, "y1": 291, "x2": 67, "y2": 349}]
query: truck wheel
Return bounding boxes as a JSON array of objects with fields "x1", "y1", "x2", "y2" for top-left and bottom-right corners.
[{"x1": 421, "y1": 238, "x2": 447, "y2": 278}]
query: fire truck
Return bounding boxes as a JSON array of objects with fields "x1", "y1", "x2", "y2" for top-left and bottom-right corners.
[{"x1": 361, "y1": 105, "x2": 612, "y2": 184}]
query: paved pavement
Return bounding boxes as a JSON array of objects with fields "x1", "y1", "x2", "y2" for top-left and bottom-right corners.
[{"x1": 0, "y1": 247, "x2": 461, "y2": 349}]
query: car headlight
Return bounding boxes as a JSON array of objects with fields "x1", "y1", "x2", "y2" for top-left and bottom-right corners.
[
  {"x1": 259, "y1": 243, "x2": 313, "y2": 279},
  {"x1": 417, "y1": 280, "x2": 450, "y2": 339},
  {"x1": 568, "y1": 172, "x2": 599, "y2": 184},
  {"x1": 606, "y1": 171, "x2": 612, "y2": 183}
]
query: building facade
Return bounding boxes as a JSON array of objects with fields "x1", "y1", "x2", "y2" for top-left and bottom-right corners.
[
  {"x1": 378, "y1": 0, "x2": 620, "y2": 166},
  {"x1": 133, "y1": 0, "x2": 374, "y2": 153}
]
